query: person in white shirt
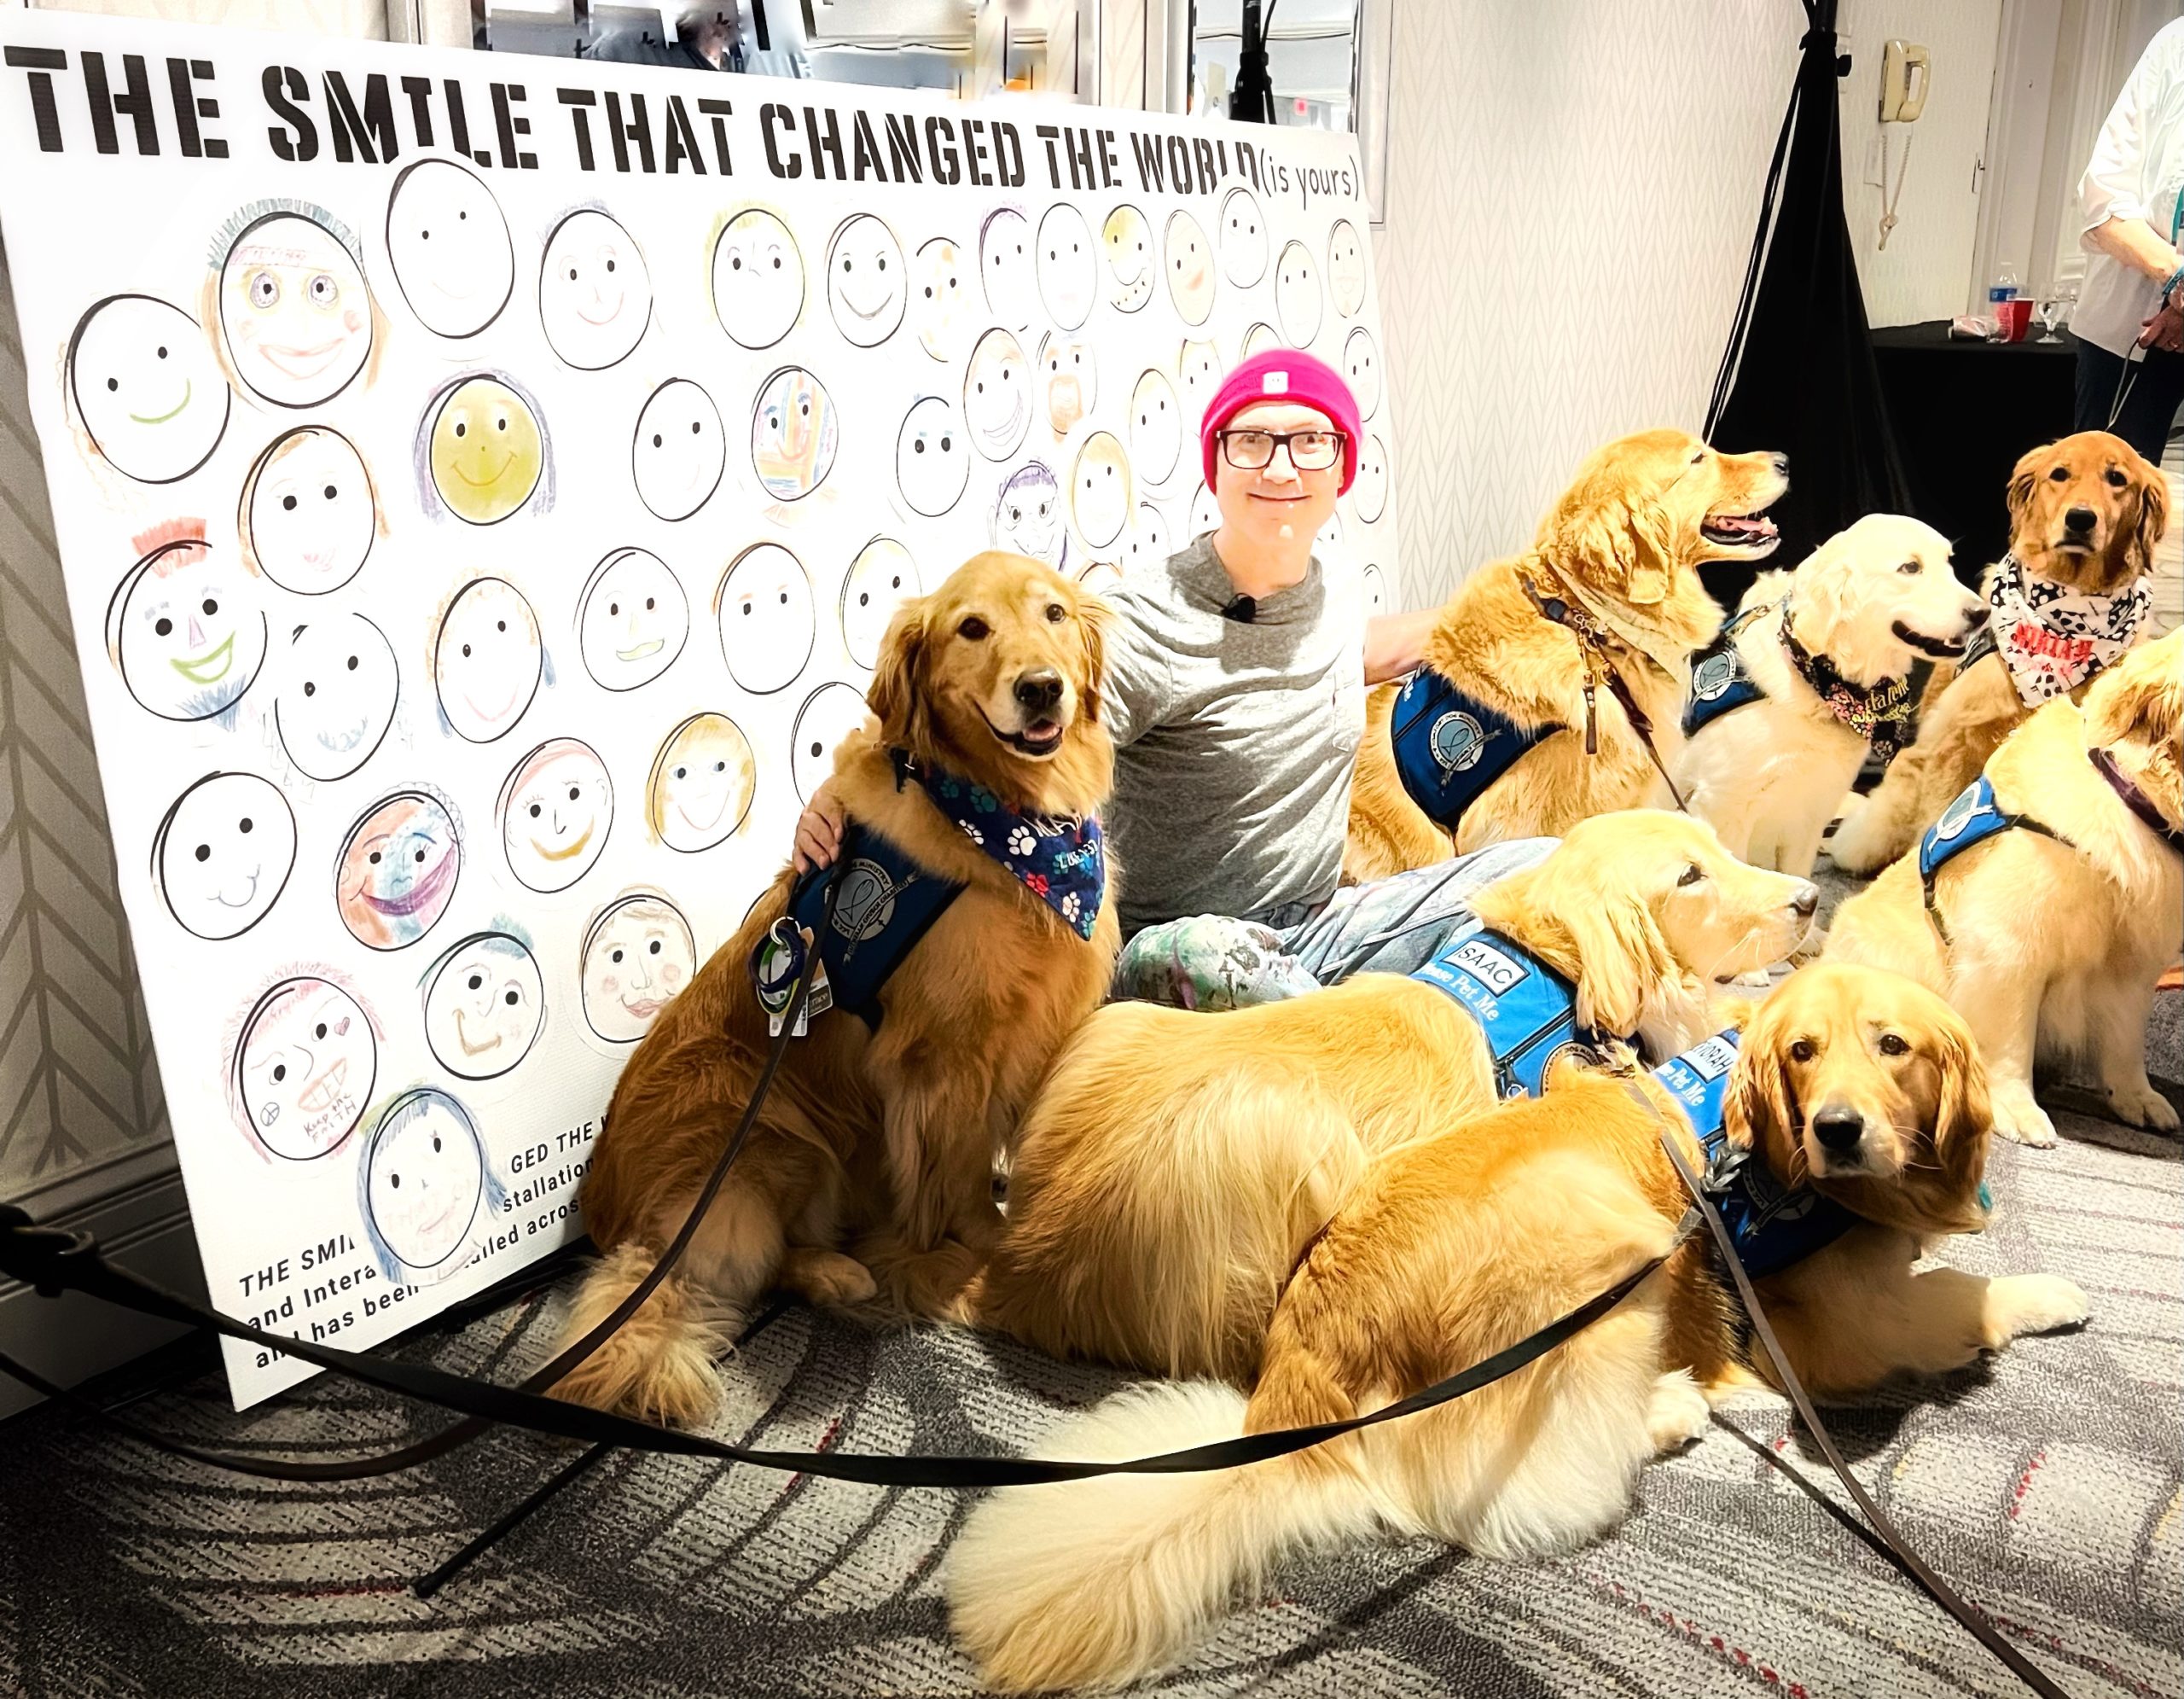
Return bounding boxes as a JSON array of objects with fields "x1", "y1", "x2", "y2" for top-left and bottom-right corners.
[{"x1": 2077, "y1": 19, "x2": 2184, "y2": 459}]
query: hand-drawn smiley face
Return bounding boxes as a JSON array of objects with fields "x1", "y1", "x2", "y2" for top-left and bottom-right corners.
[
  {"x1": 1076, "y1": 559, "x2": 1124, "y2": 598},
  {"x1": 107, "y1": 530, "x2": 267, "y2": 723},
  {"x1": 1218, "y1": 187, "x2": 1268, "y2": 288},
  {"x1": 1316, "y1": 511, "x2": 1345, "y2": 561},
  {"x1": 434, "y1": 577, "x2": 543, "y2": 743},
  {"x1": 1124, "y1": 502, "x2": 1170, "y2": 575},
  {"x1": 1327, "y1": 218, "x2": 1368, "y2": 317},
  {"x1": 580, "y1": 893, "x2": 696, "y2": 1044},
  {"x1": 712, "y1": 207, "x2": 804, "y2": 350},
  {"x1": 424, "y1": 375, "x2": 546, "y2": 526},
  {"x1": 360, "y1": 1088, "x2": 491, "y2": 1280},
  {"x1": 67, "y1": 295, "x2": 229, "y2": 484},
  {"x1": 1190, "y1": 481, "x2": 1220, "y2": 538},
  {"x1": 1344, "y1": 326, "x2": 1383, "y2": 419},
  {"x1": 632, "y1": 378, "x2": 724, "y2": 521},
  {"x1": 964, "y1": 328, "x2": 1031, "y2": 462},
  {"x1": 215, "y1": 207, "x2": 374, "y2": 409},
  {"x1": 1176, "y1": 340, "x2": 1222, "y2": 428},
  {"x1": 717, "y1": 543, "x2": 816, "y2": 695},
  {"x1": 827, "y1": 213, "x2": 907, "y2": 347},
  {"x1": 1129, "y1": 369, "x2": 1182, "y2": 488},
  {"x1": 578, "y1": 547, "x2": 688, "y2": 692},
  {"x1": 153, "y1": 771, "x2": 297, "y2": 941},
  {"x1": 386, "y1": 159, "x2": 514, "y2": 339},
  {"x1": 497, "y1": 738, "x2": 613, "y2": 894},
  {"x1": 422, "y1": 931, "x2": 544, "y2": 1080},
  {"x1": 839, "y1": 537, "x2": 921, "y2": 670},
  {"x1": 791, "y1": 681, "x2": 873, "y2": 804},
  {"x1": 1102, "y1": 204, "x2": 1153, "y2": 313},
  {"x1": 914, "y1": 236, "x2": 969, "y2": 361},
  {"x1": 1351, "y1": 433, "x2": 1389, "y2": 523},
  {"x1": 274, "y1": 612, "x2": 398, "y2": 783},
  {"x1": 991, "y1": 463, "x2": 1066, "y2": 570},
  {"x1": 230, "y1": 975, "x2": 377, "y2": 1161},
  {"x1": 1241, "y1": 321, "x2": 1279, "y2": 360},
  {"x1": 337, "y1": 789, "x2": 461, "y2": 951},
  {"x1": 1037, "y1": 203, "x2": 1097, "y2": 330},
  {"x1": 1275, "y1": 241, "x2": 1323, "y2": 346},
  {"x1": 647, "y1": 713, "x2": 757, "y2": 853},
  {"x1": 540, "y1": 207, "x2": 651, "y2": 369},
  {"x1": 750, "y1": 365, "x2": 839, "y2": 502},
  {"x1": 241, "y1": 426, "x2": 377, "y2": 595},
  {"x1": 895, "y1": 396, "x2": 970, "y2": 518},
  {"x1": 1165, "y1": 210, "x2": 1215, "y2": 327},
  {"x1": 1037, "y1": 333, "x2": 1096, "y2": 438},
  {"x1": 1069, "y1": 429, "x2": 1133, "y2": 550},
  {"x1": 1361, "y1": 561, "x2": 1389, "y2": 617},
  {"x1": 979, "y1": 207, "x2": 1036, "y2": 329}
]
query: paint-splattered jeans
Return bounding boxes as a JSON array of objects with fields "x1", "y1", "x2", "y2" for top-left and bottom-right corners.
[{"x1": 1111, "y1": 839, "x2": 1558, "y2": 1010}]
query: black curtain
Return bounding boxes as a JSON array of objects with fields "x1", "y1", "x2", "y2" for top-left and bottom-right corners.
[{"x1": 1705, "y1": 0, "x2": 1910, "y2": 607}]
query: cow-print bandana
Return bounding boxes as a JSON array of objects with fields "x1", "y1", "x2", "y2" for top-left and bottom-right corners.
[
  {"x1": 1985, "y1": 553, "x2": 2151, "y2": 707},
  {"x1": 892, "y1": 748, "x2": 1106, "y2": 940}
]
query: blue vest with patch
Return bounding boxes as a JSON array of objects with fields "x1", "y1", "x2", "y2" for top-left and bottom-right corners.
[
  {"x1": 1917, "y1": 777, "x2": 2065, "y2": 936},
  {"x1": 1410, "y1": 925, "x2": 1612, "y2": 1100},
  {"x1": 1391, "y1": 670, "x2": 1562, "y2": 833},
  {"x1": 1682, "y1": 607, "x2": 1771, "y2": 737},
  {"x1": 1653, "y1": 1030, "x2": 1858, "y2": 1280},
  {"x1": 764, "y1": 827, "x2": 964, "y2": 1033}
]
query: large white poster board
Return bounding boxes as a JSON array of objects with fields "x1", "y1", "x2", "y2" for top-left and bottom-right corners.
[{"x1": 0, "y1": 11, "x2": 1398, "y2": 1406}]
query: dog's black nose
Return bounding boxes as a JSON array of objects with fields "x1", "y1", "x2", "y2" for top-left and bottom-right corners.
[
  {"x1": 1014, "y1": 668, "x2": 1064, "y2": 715},
  {"x1": 1811, "y1": 1108, "x2": 1864, "y2": 1153},
  {"x1": 2065, "y1": 504, "x2": 2098, "y2": 533},
  {"x1": 1791, "y1": 882, "x2": 1819, "y2": 919},
  {"x1": 1769, "y1": 452, "x2": 1790, "y2": 477}
]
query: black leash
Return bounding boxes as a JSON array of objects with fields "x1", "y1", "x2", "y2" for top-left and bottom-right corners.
[
  {"x1": 1645, "y1": 1093, "x2": 2074, "y2": 1699},
  {"x1": 1519, "y1": 570, "x2": 1692, "y2": 812}
]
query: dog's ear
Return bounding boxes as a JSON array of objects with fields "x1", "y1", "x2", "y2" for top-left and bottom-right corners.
[
  {"x1": 1625, "y1": 502, "x2": 1677, "y2": 605},
  {"x1": 867, "y1": 596, "x2": 932, "y2": 749},
  {"x1": 1723, "y1": 998, "x2": 1796, "y2": 1159},
  {"x1": 2005, "y1": 443, "x2": 2048, "y2": 532},
  {"x1": 2129, "y1": 455, "x2": 2170, "y2": 577},
  {"x1": 1563, "y1": 887, "x2": 1680, "y2": 1042},
  {"x1": 1546, "y1": 490, "x2": 1673, "y2": 606},
  {"x1": 1073, "y1": 587, "x2": 1112, "y2": 724},
  {"x1": 1929, "y1": 1014, "x2": 1994, "y2": 1232}
]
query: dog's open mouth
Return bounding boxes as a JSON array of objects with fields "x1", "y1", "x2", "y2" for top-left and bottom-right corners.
[
  {"x1": 981, "y1": 707, "x2": 1066, "y2": 758},
  {"x1": 1700, "y1": 511, "x2": 1780, "y2": 549},
  {"x1": 1891, "y1": 620, "x2": 1968, "y2": 658}
]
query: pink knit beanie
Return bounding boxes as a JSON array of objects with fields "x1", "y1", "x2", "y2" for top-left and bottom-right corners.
[{"x1": 1199, "y1": 347, "x2": 1362, "y2": 495}]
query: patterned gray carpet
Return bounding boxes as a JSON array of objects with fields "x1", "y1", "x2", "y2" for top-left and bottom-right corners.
[{"x1": 2, "y1": 1093, "x2": 2177, "y2": 1698}]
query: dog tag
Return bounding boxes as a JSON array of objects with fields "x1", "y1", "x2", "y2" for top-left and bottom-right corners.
[{"x1": 1583, "y1": 680, "x2": 1599, "y2": 754}]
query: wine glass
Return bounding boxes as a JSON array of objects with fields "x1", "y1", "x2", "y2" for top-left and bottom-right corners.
[{"x1": 2037, "y1": 295, "x2": 2067, "y2": 343}]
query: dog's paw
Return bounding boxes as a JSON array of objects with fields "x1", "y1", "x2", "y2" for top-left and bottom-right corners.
[
  {"x1": 1646, "y1": 1371, "x2": 1711, "y2": 1454},
  {"x1": 1985, "y1": 1274, "x2": 2089, "y2": 1344},
  {"x1": 2107, "y1": 1080, "x2": 2181, "y2": 1132},
  {"x1": 780, "y1": 1247, "x2": 880, "y2": 1307},
  {"x1": 1990, "y1": 1089, "x2": 2059, "y2": 1149}
]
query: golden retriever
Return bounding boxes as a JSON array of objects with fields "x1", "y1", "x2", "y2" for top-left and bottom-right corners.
[
  {"x1": 549, "y1": 553, "x2": 1120, "y2": 1424},
  {"x1": 1832, "y1": 431, "x2": 2167, "y2": 874},
  {"x1": 1345, "y1": 429, "x2": 1787, "y2": 882},
  {"x1": 1826, "y1": 628, "x2": 2183, "y2": 1147},
  {"x1": 959, "y1": 810, "x2": 1817, "y2": 1384},
  {"x1": 949, "y1": 964, "x2": 2088, "y2": 1692},
  {"x1": 1675, "y1": 514, "x2": 1987, "y2": 876}
]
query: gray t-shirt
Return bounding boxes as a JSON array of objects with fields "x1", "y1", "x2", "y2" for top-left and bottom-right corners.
[{"x1": 1101, "y1": 533, "x2": 1367, "y2": 934}]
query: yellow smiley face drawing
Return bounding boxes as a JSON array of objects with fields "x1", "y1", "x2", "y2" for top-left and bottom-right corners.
[{"x1": 427, "y1": 377, "x2": 543, "y2": 525}]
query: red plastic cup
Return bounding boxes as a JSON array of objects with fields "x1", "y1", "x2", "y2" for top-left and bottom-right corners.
[{"x1": 1998, "y1": 298, "x2": 2033, "y2": 342}]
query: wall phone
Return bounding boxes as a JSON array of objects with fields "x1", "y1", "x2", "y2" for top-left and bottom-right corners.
[{"x1": 1880, "y1": 40, "x2": 1931, "y2": 123}]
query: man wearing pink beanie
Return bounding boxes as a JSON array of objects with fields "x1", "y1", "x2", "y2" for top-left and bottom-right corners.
[{"x1": 797, "y1": 346, "x2": 1554, "y2": 1009}]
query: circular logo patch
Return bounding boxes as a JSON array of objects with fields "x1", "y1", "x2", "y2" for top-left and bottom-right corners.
[
  {"x1": 830, "y1": 858, "x2": 898, "y2": 943},
  {"x1": 1431, "y1": 710, "x2": 1487, "y2": 775},
  {"x1": 1693, "y1": 652, "x2": 1737, "y2": 701},
  {"x1": 1935, "y1": 786, "x2": 1982, "y2": 842}
]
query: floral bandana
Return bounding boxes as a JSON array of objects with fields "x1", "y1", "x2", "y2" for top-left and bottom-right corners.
[
  {"x1": 1984, "y1": 553, "x2": 2152, "y2": 707},
  {"x1": 1779, "y1": 604, "x2": 1916, "y2": 761},
  {"x1": 897, "y1": 751, "x2": 1107, "y2": 940}
]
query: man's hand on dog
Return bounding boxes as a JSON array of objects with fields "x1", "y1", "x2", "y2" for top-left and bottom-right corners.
[{"x1": 793, "y1": 778, "x2": 847, "y2": 873}]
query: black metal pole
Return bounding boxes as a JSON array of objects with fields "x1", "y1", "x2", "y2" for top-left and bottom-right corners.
[{"x1": 1230, "y1": 0, "x2": 1275, "y2": 123}]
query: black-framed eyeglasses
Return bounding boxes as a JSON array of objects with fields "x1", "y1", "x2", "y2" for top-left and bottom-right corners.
[{"x1": 1218, "y1": 428, "x2": 1345, "y2": 473}]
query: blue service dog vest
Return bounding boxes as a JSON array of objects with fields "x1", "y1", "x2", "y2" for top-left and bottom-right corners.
[
  {"x1": 1916, "y1": 777, "x2": 2065, "y2": 938},
  {"x1": 1391, "y1": 670, "x2": 1562, "y2": 834},
  {"x1": 1409, "y1": 925, "x2": 1615, "y2": 1101},
  {"x1": 1682, "y1": 606, "x2": 1771, "y2": 737},
  {"x1": 760, "y1": 826, "x2": 965, "y2": 1033},
  {"x1": 1652, "y1": 1030, "x2": 1858, "y2": 1280}
]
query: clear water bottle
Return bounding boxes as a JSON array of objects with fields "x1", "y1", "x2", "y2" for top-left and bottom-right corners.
[{"x1": 1987, "y1": 261, "x2": 2022, "y2": 340}]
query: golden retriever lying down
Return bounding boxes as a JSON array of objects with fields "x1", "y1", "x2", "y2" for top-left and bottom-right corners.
[
  {"x1": 1826, "y1": 628, "x2": 2183, "y2": 1149},
  {"x1": 1344, "y1": 429, "x2": 1786, "y2": 882},
  {"x1": 1832, "y1": 430, "x2": 2167, "y2": 875},
  {"x1": 961, "y1": 811, "x2": 1817, "y2": 1384},
  {"x1": 949, "y1": 965, "x2": 2089, "y2": 1693},
  {"x1": 550, "y1": 554, "x2": 1119, "y2": 1425}
]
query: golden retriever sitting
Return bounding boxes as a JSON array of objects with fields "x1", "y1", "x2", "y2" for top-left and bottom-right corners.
[
  {"x1": 550, "y1": 554, "x2": 1119, "y2": 1424},
  {"x1": 1832, "y1": 431, "x2": 2167, "y2": 875},
  {"x1": 961, "y1": 810, "x2": 1817, "y2": 1385},
  {"x1": 1345, "y1": 429, "x2": 1787, "y2": 882},
  {"x1": 949, "y1": 965, "x2": 2088, "y2": 1693},
  {"x1": 1826, "y1": 628, "x2": 2183, "y2": 1148}
]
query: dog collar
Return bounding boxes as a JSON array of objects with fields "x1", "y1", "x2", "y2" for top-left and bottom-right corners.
[
  {"x1": 1779, "y1": 606, "x2": 1916, "y2": 761},
  {"x1": 2090, "y1": 745, "x2": 2184, "y2": 853},
  {"x1": 891, "y1": 748, "x2": 1106, "y2": 940}
]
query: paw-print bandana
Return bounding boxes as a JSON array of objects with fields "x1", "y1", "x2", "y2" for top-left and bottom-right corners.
[
  {"x1": 1985, "y1": 553, "x2": 2152, "y2": 707},
  {"x1": 903, "y1": 753, "x2": 1106, "y2": 940}
]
